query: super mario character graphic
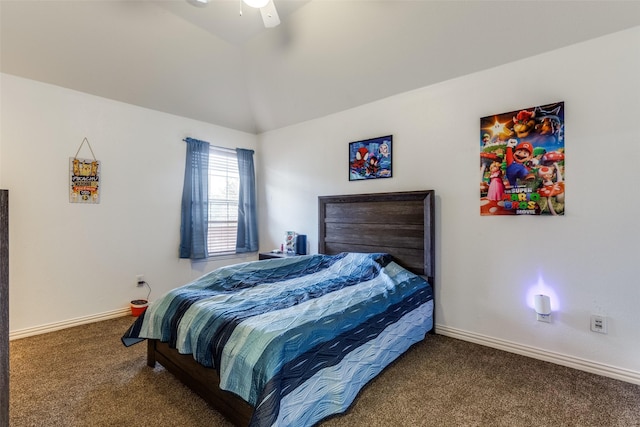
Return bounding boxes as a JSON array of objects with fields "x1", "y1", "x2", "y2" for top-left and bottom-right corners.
[
  {"x1": 349, "y1": 135, "x2": 392, "y2": 181},
  {"x1": 505, "y1": 139, "x2": 535, "y2": 187},
  {"x1": 480, "y1": 102, "x2": 564, "y2": 216}
]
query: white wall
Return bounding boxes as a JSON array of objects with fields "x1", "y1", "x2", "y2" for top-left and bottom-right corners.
[
  {"x1": 0, "y1": 74, "x2": 258, "y2": 335},
  {"x1": 258, "y1": 27, "x2": 640, "y2": 381}
]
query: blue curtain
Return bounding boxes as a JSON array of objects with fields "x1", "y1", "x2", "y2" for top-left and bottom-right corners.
[
  {"x1": 179, "y1": 137, "x2": 210, "y2": 259},
  {"x1": 235, "y1": 148, "x2": 259, "y2": 253}
]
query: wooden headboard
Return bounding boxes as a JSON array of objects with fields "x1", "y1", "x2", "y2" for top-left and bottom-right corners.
[{"x1": 318, "y1": 190, "x2": 435, "y2": 285}]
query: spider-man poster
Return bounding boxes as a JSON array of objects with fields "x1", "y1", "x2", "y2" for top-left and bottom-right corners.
[
  {"x1": 349, "y1": 135, "x2": 392, "y2": 181},
  {"x1": 480, "y1": 102, "x2": 565, "y2": 216}
]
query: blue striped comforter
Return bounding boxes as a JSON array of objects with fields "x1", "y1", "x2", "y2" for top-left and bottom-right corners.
[{"x1": 122, "y1": 252, "x2": 433, "y2": 427}]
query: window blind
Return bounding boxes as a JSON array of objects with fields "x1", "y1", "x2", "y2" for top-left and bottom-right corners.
[{"x1": 207, "y1": 146, "x2": 239, "y2": 255}]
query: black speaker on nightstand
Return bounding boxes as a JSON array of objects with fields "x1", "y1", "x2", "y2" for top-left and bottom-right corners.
[{"x1": 295, "y1": 234, "x2": 307, "y2": 255}]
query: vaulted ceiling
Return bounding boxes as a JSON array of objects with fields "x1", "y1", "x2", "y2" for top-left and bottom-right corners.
[{"x1": 2, "y1": 1, "x2": 640, "y2": 134}]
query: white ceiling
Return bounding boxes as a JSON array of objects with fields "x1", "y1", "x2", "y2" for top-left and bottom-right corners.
[{"x1": 2, "y1": 0, "x2": 640, "y2": 134}]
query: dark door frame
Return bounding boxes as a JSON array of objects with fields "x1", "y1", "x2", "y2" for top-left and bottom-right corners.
[{"x1": 1, "y1": 190, "x2": 9, "y2": 427}]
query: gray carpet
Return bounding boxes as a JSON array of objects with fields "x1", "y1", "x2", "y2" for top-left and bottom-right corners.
[{"x1": 9, "y1": 316, "x2": 640, "y2": 426}]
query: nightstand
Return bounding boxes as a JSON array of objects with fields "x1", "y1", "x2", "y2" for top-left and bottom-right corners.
[{"x1": 258, "y1": 252, "x2": 300, "y2": 260}]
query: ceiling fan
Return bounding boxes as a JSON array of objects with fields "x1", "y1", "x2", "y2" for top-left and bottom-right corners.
[
  {"x1": 187, "y1": 0, "x2": 280, "y2": 28},
  {"x1": 243, "y1": 0, "x2": 281, "y2": 28}
]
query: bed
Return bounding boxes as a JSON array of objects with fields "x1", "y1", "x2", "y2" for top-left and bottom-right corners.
[{"x1": 122, "y1": 190, "x2": 435, "y2": 427}]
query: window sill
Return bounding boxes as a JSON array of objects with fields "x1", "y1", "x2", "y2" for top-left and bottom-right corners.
[{"x1": 191, "y1": 252, "x2": 257, "y2": 263}]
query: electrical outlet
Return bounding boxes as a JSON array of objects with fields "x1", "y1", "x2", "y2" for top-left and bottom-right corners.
[
  {"x1": 536, "y1": 313, "x2": 551, "y2": 323},
  {"x1": 136, "y1": 274, "x2": 145, "y2": 286},
  {"x1": 590, "y1": 315, "x2": 608, "y2": 334}
]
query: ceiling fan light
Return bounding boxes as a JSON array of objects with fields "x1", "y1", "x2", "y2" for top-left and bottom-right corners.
[
  {"x1": 243, "y1": 0, "x2": 269, "y2": 8},
  {"x1": 186, "y1": 0, "x2": 209, "y2": 7}
]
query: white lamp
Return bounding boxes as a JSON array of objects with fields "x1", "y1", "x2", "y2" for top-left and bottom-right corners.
[
  {"x1": 534, "y1": 294, "x2": 551, "y2": 323},
  {"x1": 243, "y1": 0, "x2": 270, "y2": 8}
]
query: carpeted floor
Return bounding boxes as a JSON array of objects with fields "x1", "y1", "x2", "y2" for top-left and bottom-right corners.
[{"x1": 9, "y1": 316, "x2": 640, "y2": 426}]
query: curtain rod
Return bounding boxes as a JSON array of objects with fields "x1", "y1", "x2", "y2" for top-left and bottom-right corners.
[{"x1": 182, "y1": 138, "x2": 235, "y2": 153}]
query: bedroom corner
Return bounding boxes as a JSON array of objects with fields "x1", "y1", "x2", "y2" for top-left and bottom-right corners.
[{"x1": 0, "y1": 73, "x2": 259, "y2": 338}]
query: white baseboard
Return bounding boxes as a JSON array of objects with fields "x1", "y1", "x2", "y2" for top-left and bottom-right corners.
[
  {"x1": 9, "y1": 307, "x2": 131, "y2": 341},
  {"x1": 436, "y1": 324, "x2": 640, "y2": 386}
]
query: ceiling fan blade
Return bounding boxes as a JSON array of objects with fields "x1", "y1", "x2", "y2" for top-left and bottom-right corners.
[{"x1": 260, "y1": 0, "x2": 280, "y2": 28}]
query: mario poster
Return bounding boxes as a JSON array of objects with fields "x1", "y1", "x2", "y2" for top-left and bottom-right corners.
[{"x1": 480, "y1": 102, "x2": 564, "y2": 216}]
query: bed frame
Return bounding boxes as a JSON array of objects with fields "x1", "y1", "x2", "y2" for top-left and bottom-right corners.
[
  {"x1": 146, "y1": 190, "x2": 436, "y2": 427},
  {"x1": 318, "y1": 190, "x2": 435, "y2": 283}
]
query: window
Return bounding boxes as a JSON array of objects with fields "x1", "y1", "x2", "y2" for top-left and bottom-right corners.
[
  {"x1": 180, "y1": 138, "x2": 256, "y2": 260},
  {"x1": 207, "y1": 146, "x2": 239, "y2": 256}
]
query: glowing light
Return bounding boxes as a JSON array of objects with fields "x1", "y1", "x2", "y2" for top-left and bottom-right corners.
[
  {"x1": 525, "y1": 274, "x2": 560, "y2": 312},
  {"x1": 243, "y1": 0, "x2": 269, "y2": 8}
]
